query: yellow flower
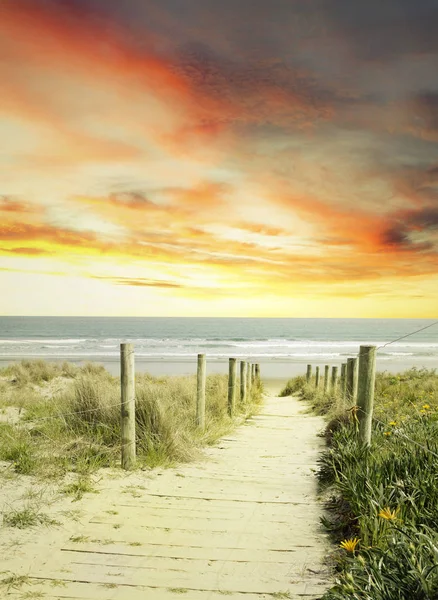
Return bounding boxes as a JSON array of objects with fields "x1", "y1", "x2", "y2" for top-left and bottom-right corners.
[
  {"x1": 420, "y1": 409, "x2": 426, "y2": 414},
  {"x1": 422, "y1": 404, "x2": 430, "y2": 410},
  {"x1": 340, "y1": 537, "x2": 360, "y2": 553},
  {"x1": 384, "y1": 431, "x2": 392, "y2": 436},
  {"x1": 378, "y1": 507, "x2": 399, "y2": 521},
  {"x1": 388, "y1": 421, "x2": 397, "y2": 426}
]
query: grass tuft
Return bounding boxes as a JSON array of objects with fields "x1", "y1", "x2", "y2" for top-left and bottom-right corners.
[
  {"x1": 0, "y1": 360, "x2": 263, "y2": 478},
  {"x1": 62, "y1": 476, "x2": 97, "y2": 501},
  {"x1": 2, "y1": 507, "x2": 60, "y2": 529},
  {"x1": 0, "y1": 573, "x2": 31, "y2": 591}
]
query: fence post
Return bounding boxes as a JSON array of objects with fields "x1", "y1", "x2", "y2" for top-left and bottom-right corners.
[
  {"x1": 255, "y1": 363, "x2": 260, "y2": 383},
  {"x1": 331, "y1": 366, "x2": 339, "y2": 393},
  {"x1": 315, "y1": 366, "x2": 320, "y2": 389},
  {"x1": 340, "y1": 363, "x2": 347, "y2": 397},
  {"x1": 121, "y1": 343, "x2": 136, "y2": 470},
  {"x1": 228, "y1": 358, "x2": 237, "y2": 417},
  {"x1": 306, "y1": 364, "x2": 312, "y2": 384},
  {"x1": 196, "y1": 354, "x2": 206, "y2": 429},
  {"x1": 246, "y1": 362, "x2": 252, "y2": 400},
  {"x1": 240, "y1": 361, "x2": 247, "y2": 403},
  {"x1": 251, "y1": 364, "x2": 256, "y2": 385},
  {"x1": 324, "y1": 365, "x2": 330, "y2": 394},
  {"x1": 346, "y1": 357, "x2": 359, "y2": 404},
  {"x1": 357, "y1": 345, "x2": 377, "y2": 446}
]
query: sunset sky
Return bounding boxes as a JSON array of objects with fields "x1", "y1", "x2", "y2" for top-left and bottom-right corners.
[{"x1": 1, "y1": 0, "x2": 437, "y2": 317}]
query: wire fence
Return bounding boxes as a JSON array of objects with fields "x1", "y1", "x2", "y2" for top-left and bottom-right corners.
[
  {"x1": 376, "y1": 319, "x2": 438, "y2": 352},
  {"x1": 340, "y1": 320, "x2": 438, "y2": 457},
  {"x1": 370, "y1": 413, "x2": 438, "y2": 459},
  {"x1": 2, "y1": 323, "x2": 437, "y2": 460}
]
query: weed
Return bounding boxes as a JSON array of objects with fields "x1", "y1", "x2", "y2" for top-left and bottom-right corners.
[
  {"x1": 49, "y1": 579, "x2": 66, "y2": 588},
  {"x1": 69, "y1": 535, "x2": 90, "y2": 543},
  {"x1": 62, "y1": 477, "x2": 97, "y2": 501},
  {"x1": 0, "y1": 426, "x2": 36, "y2": 474},
  {"x1": 2, "y1": 507, "x2": 59, "y2": 529},
  {"x1": 0, "y1": 573, "x2": 30, "y2": 591},
  {"x1": 60, "y1": 509, "x2": 83, "y2": 522}
]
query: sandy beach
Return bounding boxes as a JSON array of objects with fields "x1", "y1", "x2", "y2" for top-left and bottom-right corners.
[{"x1": 1, "y1": 355, "x2": 435, "y2": 381}]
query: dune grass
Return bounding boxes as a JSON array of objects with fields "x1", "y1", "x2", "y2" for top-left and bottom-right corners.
[
  {"x1": 281, "y1": 368, "x2": 438, "y2": 600},
  {"x1": 0, "y1": 359, "x2": 263, "y2": 480}
]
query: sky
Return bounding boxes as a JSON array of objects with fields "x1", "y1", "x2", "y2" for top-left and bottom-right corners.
[{"x1": 0, "y1": 0, "x2": 438, "y2": 317}]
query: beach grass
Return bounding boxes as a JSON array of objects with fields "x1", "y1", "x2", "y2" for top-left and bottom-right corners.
[
  {"x1": 281, "y1": 368, "x2": 438, "y2": 600},
  {"x1": 0, "y1": 359, "x2": 263, "y2": 480}
]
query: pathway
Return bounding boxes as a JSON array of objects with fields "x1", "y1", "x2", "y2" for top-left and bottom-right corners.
[{"x1": 6, "y1": 389, "x2": 330, "y2": 599}]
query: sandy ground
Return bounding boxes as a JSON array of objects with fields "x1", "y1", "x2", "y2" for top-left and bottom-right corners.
[
  {"x1": 1, "y1": 385, "x2": 331, "y2": 599},
  {"x1": 0, "y1": 356, "x2": 434, "y2": 379}
]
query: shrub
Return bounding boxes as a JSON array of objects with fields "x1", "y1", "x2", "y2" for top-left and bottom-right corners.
[
  {"x1": 289, "y1": 367, "x2": 438, "y2": 599},
  {"x1": 325, "y1": 526, "x2": 438, "y2": 600},
  {"x1": 314, "y1": 369, "x2": 438, "y2": 600}
]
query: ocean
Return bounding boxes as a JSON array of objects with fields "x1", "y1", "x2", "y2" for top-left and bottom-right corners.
[{"x1": 0, "y1": 317, "x2": 436, "y2": 378}]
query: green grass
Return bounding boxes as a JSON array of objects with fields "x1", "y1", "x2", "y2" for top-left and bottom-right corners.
[
  {"x1": 0, "y1": 360, "x2": 263, "y2": 479},
  {"x1": 0, "y1": 573, "x2": 31, "y2": 591},
  {"x1": 69, "y1": 535, "x2": 90, "y2": 543},
  {"x1": 2, "y1": 507, "x2": 60, "y2": 529},
  {"x1": 62, "y1": 476, "x2": 98, "y2": 501},
  {"x1": 281, "y1": 368, "x2": 438, "y2": 600}
]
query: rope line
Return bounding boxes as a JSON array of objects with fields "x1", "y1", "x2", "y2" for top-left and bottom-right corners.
[
  {"x1": 376, "y1": 320, "x2": 438, "y2": 352},
  {"x1": 371, "y1": 415, "x2": 438, "y2": 459},
  {"x1": 323, "y1": 321, "x2": 438, "y2": 458}
]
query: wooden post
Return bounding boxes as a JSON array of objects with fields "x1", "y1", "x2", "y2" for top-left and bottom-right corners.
[
  {"x1": 196, "y1": 354, "x2": 206, "y2": 429},
  {"x1": 306, "y1": 364, "x2": 312, "y2": 384},
  {"x1": 251, "y1": 364, "x2": 256, "y2": 385},
  {"x1": 324, "y1": 365, "x2": 330, "y2": 394},
  {"x1": 240, "y1": 361, "x2": 247, "y2": 403},
  {"x1": 255, "y1": 363, "x2": 260, "y2": 383},
  {"x1": 246, "y1": 362, "x2": 252, "y2": 400},
  {"x1": 357, "y1": 345, "x2": 377, "y2": 446},
  {"x1": 346, "y1": 357, "x2": 359, "y2": 404},
  {"x1": 228, "y1": 358, "x2": 237, "y2": 417},
  {"x1": 121, "y1": 343, "x2": 136, "y2": 470},
  {"x1": 315, "y1": 366, "x2": 320, "y2": 389},
  {"x1": 331, "y1": 366, "x2": 339, "y2": 393},
  {"x1": 340, "y1": 363, "x2": 347, "y2": 396}
]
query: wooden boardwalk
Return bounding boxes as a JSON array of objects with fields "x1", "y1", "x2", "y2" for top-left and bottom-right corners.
[{"x1": 7, "y1": 391, "x2": 329, "y2": 599}]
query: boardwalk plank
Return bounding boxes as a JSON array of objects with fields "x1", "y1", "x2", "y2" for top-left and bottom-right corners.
[{"x1": 3, "y1": 392, "x2": 330, "y2": 599}]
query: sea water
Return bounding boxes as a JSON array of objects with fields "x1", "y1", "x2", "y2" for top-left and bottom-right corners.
[{"x1": 0, "y1": 317, "x2": 436, "y2": 377}]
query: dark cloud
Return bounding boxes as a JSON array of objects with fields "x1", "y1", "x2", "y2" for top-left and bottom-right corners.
[
  {"x1": 381, "y1": 206, "x2": 438, "y2": 252},
  {"x1": 171, "y1": 41, "x2": 367, "y2": 130},
  {"x1": 380, "y1": 225, "x2": 434, "y2": 252},
  {"x1": 390, "y1": 162, "x2": 438, "y2": 205},
  {"x1": 408, "y1": 92, "x2": 438, "y2": 138},
  {"x1": 409, "y1": 207, "x2": 438, "y2": 229},
  {"x1": 320, "y1": 0, "x2": 438, "y2": 62},
  {"x1": 68, "y1": 0, "x2": 438, "y2": 64}
]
